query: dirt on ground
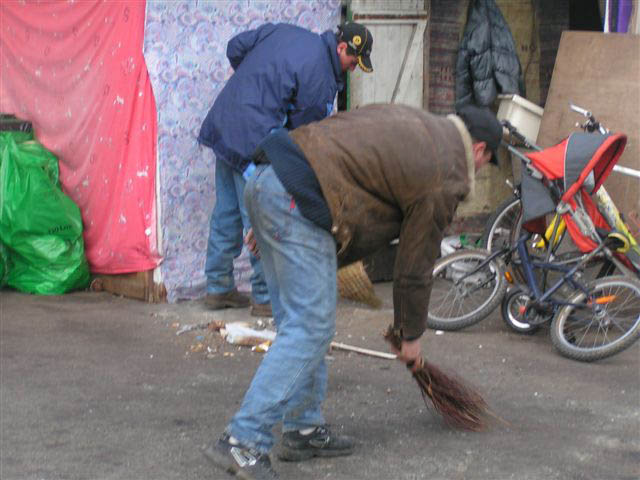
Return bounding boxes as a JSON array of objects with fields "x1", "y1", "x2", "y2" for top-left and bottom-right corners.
[{"x1": 1, "y1": 284, "x2": 638, "y2": 480}]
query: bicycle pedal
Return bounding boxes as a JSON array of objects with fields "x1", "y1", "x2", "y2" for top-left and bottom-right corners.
[
  {"x1": 524, "y1": 302, "x2": 554, "y2": 324},
  {"x1": 527, "y1": 315, "x2": 551, "y2": 326}
]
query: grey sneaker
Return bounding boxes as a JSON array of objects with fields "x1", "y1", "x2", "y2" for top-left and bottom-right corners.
[
  {"x1": 203, "y1": 433, "x2": 279, "y2": 480},
  {"x1": 278, "y1": 425, "x2": 354, "y2": 462},
  {"x1": 204, "y1": 289, "x2": 250, "y2": 310},
  {"x1": 250, "y1": 301, "x2": 273, "y2": 318}
]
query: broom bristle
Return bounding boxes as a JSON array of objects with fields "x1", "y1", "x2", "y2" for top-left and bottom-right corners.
[
  {"x1": 337, "y1": 261, "x2": 382, "y2": 308},
  {"x1": 384, "y1": 326, "x2": 489, "y2": 431}
]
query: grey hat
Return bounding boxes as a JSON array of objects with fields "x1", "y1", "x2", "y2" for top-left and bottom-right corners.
[{"x1": 456, "y1": 104, "x2": 502, "y2": 164}]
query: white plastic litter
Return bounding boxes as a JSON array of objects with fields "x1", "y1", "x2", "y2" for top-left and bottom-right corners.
[
  {"x1": 222, "y1": 322, "x2": 276, "y2": 346},
  {"x1": 440, "y1": 235, "x2": 463, "y2": 257}
]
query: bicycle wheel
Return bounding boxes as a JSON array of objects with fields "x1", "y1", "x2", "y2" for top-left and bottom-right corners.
[
  {"x1": 428, "y1": 248, "x2": 508, "y2": 331},
  {"x1": 550, "y1": 276, "x2": 640, "y2": 361},
  {"x1": 500, "y1": 286, "x2": 543, "y2": 334},
  {"x1": 480, "y1": 196, "x2": 521, "y2": 252}
]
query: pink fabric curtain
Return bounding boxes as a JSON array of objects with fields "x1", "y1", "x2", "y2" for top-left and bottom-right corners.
[{"x1": 1, "y1": 0, "x2": 160, "y2": 274}]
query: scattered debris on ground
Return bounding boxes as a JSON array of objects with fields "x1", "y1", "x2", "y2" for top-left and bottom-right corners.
[{"x1": 171, "y1": 318, "x2": 396, "y2": 361}]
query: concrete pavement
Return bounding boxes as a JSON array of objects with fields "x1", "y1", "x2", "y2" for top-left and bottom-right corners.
[{"x1": 1, "y1": 284, "x2": 638, "y2": 480}]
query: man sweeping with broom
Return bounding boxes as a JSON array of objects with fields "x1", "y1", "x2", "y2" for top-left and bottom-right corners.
[{"x1": 203, "y1": 103, "x2": 502, "y2": 480}]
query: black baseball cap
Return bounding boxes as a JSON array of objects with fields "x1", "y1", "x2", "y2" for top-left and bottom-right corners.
[
  {"x1": 338, "y1": 22, "x2": 373, "y2": 73},
  {"x1": 456, "y1": 104, "x2": 503, "y2": 164}
]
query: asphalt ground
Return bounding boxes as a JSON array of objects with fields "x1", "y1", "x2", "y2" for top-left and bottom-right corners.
[{"x1": 1, "y1": 284, "x2": 639, "y2": 480}]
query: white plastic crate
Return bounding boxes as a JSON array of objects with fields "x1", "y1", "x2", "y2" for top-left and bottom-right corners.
[{"x1": 496, "y1": 94, "x2": 544, "y2": 143}]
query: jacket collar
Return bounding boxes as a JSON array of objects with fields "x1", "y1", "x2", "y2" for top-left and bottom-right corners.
[
  {"x1": 447, "y1": 114, "x2": 476, "y2": 197},
  {"x1": 321, "y1": 30, "x2": 345, "y2": 92}
]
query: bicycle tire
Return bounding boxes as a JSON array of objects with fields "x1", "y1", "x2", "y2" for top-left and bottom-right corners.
[
  {"x1": 480, "y1": 196, "x2": 521, "y2": 252},
  {"x1": 500, "y1": 286, "x2": 542, "y2": 334},
  {"x1": 427, "y1": 248, "x2": 508, "y2": 331},
  {"x1": 550, "y1": 276, "x2": 640, "y2": 361}
]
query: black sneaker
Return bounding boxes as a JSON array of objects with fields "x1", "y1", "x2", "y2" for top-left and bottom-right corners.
[
  {"x1": 202, "y1": 433, "x2": 279, "y2": 480},
  {"x1": 278, "y1": 425, "x2": 354, "y2": 462}
]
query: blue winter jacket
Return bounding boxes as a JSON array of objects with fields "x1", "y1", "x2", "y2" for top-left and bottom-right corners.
[{"x1": 198, "y1": 23, "x2": 344, "y2": 173}]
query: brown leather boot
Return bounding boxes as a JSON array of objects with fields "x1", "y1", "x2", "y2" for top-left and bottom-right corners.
[
  {"x1": 250, "y1": 301, "x2": 273, "y2": 318},
  {"x1": 204, "y1": 289, "x2": 250, "y2": 310}
]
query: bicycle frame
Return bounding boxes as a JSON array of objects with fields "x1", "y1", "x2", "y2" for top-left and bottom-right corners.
[
  {"x1": 453, "y1": 227, "x2": 623, "y2": 320},
  {"x1": 516, "y1": 233, "x2": 604, "y2": 311}
]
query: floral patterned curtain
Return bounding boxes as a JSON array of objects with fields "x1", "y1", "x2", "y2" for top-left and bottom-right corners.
[{"x1": 143, "y1": 1, "x2": 342, "y2": 302}]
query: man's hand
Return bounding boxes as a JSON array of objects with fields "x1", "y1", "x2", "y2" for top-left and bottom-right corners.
[
  {"x1": 244, "y1": 228, "x2": 260, "y2": 258},
  {"x1": 390, "y1": 338, "x2": 423, "y2": 373}
]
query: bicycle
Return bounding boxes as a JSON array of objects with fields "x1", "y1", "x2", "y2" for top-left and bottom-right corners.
[
  {"x1": 427, "y1": 105, "x2": 640, "y2": 361},
  {"x1": 429, "y1": 233, "x2": 640, "y2": 361}
]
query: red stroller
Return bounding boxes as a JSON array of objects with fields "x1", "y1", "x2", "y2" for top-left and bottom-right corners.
[
  {"x1": 499, "y1": 113, "x2": 640, "y2": 360},
  {"x1": 427, "y1": 105, "x2": 640, "y2": 361},
  {"x1": 508, "y1": 111, "x2": 639, "y2": 276}
]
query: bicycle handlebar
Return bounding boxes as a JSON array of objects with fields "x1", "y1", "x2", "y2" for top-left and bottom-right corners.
[
  {"x1": 501, "y1": 120, "x2": 541, "y2": 151},
  {"x1": 569, "y1": 103, "x2": 591, "y2": 117},
  {"x1": 568, "y1": 104, "x2": 639, "y2": 179},
  {"x1": 502, "y1": 102, "x2": 617, "y2": 152},
  {"x1": 569, "y1": 102, "x2": 609, "y2": 135}
]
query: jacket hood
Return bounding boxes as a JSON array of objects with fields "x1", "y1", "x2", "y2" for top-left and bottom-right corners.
[{"x1": 447, "y1": 114, "x2": 476, "y2": 197}]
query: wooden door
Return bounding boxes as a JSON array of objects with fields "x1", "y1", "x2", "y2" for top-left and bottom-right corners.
[{"x1": 349, "y1": 0, "x2": 429, "y2": 108}]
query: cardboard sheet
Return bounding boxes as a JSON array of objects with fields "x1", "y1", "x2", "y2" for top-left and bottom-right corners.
[{"x1": 537, "y1": 31, "x2": 639, "y2": 237}]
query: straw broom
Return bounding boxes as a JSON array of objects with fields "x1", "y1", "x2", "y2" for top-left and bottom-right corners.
[
  {"x1": 337, "y1": 261, "x2": 492, "y2": 430},
  {"x1": 383, "y1": 326, "x2": 490, "y2": 431},
  {"x1": 337, "y1": 261, "x2": 382, "y2": 308}
]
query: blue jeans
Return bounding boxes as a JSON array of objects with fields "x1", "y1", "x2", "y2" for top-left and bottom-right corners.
[
  {"x1": 228, "y1": 165, "x2": 337, "y2": 453},
  {"x1": 205, "y1": 159, "x2": 269, "y2": 304}
]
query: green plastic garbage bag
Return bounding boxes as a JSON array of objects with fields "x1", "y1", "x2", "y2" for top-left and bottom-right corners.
[
  {"x1": 0, "y1": 241, "x2": 9, "y2": 287},
  {"x1": 0, "y1": 132, "x2": 90, "y2": 294}
]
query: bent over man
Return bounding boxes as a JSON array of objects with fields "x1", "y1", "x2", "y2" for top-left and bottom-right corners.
[
  {"x1": 203, "y1": 103, "x2": 502, "y2": 480},
  {"x1": 198, "y1": 22, "x2": 373, "y2": 317}
]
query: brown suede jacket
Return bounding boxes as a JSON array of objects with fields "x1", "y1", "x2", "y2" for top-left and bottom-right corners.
[{"x1": 289, "y1": 104, "x2": 474, "y2": 339}]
